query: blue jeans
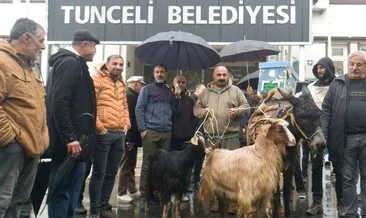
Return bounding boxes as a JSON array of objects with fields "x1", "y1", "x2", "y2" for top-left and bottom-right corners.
[
  {"x1": 343, "y1": 133, "x2": 366, "y2": 217},
  {"x1": 48, "y1": 159, "x2": 86, "y2": 218},
  {"x1": 0, "y1": 142, "x2": 39, "y2": 218},
  {"x1": 89, "y1": 132, "x2": 124, "y2": 214}
]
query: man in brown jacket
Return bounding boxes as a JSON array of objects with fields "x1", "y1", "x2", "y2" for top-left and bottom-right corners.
[
  {"x1": 0, "y1": 18, "x2": 48, "y2": 217},
  {"x1": 89, "y1": 54, "x2": 131, "y2": 218}
]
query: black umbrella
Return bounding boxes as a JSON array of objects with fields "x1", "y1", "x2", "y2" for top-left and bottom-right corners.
[
  {"x1": 40, "y1": 113, "x2": 95, "y2": 214},
  {"x1": 135, "y1": 31, "x2": 220, "y2": 71},
  {"x1": 219, "y1": 39, "x2": 280, "y2": 62},
  {"x1": 237, "y1": 70, "x2": 260, "y2": 90}
]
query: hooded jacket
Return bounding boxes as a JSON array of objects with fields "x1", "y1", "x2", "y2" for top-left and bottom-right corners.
[
  {"x1": 46, "y1": 48, "x2": 96, "y2": 161},
  {"x1": 92, "y1": 67, "x2": 130, "y2": 133},
  {"x1": 194, "y1": 79, "x2": 249, "y2": 137},
  {"x1": 308, "y1": 57, "x2": 336, "y2": 109},
  {"x1": 0, "y1": 39, "x2": 48, "y2": 157}
]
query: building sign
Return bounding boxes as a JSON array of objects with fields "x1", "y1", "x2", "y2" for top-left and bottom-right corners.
[{"x1": 48, "y1": 0, "x2": 311, "y2": 44}]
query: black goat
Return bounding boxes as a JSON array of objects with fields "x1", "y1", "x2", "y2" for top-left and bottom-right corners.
[{"x1": 145, "y1": 135, "x2": 205, "y2": 218}]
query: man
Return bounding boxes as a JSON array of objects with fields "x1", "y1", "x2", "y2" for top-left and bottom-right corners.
[
  {"x1": 46, "y1": 29, "x2": 99, "y2": 218},
  {"x1": 194, "y1": 65, "x2": 249, "y2": 150},
  {"x1": 170, "y1": 75, "x2": 196, "y2": 151},
  {"x1": 117, "y1": 76, "x2": 145, "y2": 204},
  {"x1": 305, "y1": 57, "x2": 341, "y2": 216},
  {"x1": 322, "y1": 51, "x2": 366, "y2": 218},
  {"x1": 0, "y1": 18, "x2": 48, "y2": 218},
  {"x1": 89, "y1": 54, "x2": 130, "y2": 217},
  {"x1": 135, "y1": 64, "x2": 178, "y2": 207},
  {"x1": 170, "y1": 75, "x2": 197, "y2": 201}
]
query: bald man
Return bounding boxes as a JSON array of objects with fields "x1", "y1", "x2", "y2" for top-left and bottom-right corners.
[{"x1": 194, "y1": 65, "x2": 249, "y2": 150}]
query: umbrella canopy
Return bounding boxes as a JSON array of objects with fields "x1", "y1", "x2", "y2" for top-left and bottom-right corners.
[
  {"x1": 220, "y1": 40, "x2": 279, "y2": 62},
  {"x1": 237, "y1": 70, "x2": 260, "y2": 90},
  {"x1": 135, "y1": 31, "x2": 220, "y2": 71}
]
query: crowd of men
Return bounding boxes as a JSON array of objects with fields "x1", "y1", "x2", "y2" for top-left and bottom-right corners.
[{"x1": 1, "y1": 17, "x2": 366, "y2": 218}]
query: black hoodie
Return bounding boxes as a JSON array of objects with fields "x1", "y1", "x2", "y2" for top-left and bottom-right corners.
[
  {"x1": 46, "y1": 48, "x2": 96, "y2": 161},
  {"x1": 312, "y1": 57, "x2": 336, "y2": 87}
]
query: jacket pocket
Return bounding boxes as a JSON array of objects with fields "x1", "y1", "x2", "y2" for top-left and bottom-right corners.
[{"x1": 10, "y1": 72, "x2": 33, "y2": 99}]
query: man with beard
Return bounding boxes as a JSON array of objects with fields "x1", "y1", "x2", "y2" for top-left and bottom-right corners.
[
  {"x1": 194, "y1": 65, "x2": 249, "y2": 150},
  {"x1": 0, "y1": 18, "x2": 48, "y2": 217},
  {"x1": 305, "y1": 57, "x2": 344, "y2": 216},
  {"x1": 46, "y1": 29, "x2": 99, "y2": 217},
  {"x1": 89, "y1": 55, "x2": 130, "y2": 218},
  {"x1": 135, "y1": 64, "x2": 178, "y2": 208},
  {"x1": 322, "y1": 51, "x2": 366, "y2": 218}
]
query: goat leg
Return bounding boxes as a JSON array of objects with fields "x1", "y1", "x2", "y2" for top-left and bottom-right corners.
[
  {"x1": 144, "y1": 201, "x2": 150, "y2": 216},
  {"x1": 175, "y1": 199, "x2": 181, "y2": 218},
  {"x1": 162, "y1": 203, "x2": 168, "y2": 218}
]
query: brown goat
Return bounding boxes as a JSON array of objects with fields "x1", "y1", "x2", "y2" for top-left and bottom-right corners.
[{"x1": 199, "y1": 118, "x2": 296, "y2": 218}]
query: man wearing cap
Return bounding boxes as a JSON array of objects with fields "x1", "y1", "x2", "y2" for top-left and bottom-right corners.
[
  {"x1": 117, "y1": 76, "x2": 145, "y2": 204},
  {"x1": 46, "y1": 29, "x2": 99, "y2": 217}
]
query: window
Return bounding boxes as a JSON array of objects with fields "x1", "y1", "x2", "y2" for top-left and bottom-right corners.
[{"x1": 332, "y1": 45, "x2": 347, "y2": 76}]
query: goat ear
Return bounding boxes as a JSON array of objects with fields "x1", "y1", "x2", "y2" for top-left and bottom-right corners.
[{"x1": 278, "y1": 88, "x2": 299, "y2": 105}]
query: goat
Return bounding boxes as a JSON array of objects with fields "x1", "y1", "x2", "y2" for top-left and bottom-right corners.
[
  {"x1": 199, "y1": 118, "x2": 296, "y2": 218},
  {"x1": 145, "y1": 134, "x2": 206, "y2": 218}
]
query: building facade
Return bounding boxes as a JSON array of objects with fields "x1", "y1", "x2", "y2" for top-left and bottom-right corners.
[{"x1": 0, "y1": 0, "x2": 365, "y2": 88}]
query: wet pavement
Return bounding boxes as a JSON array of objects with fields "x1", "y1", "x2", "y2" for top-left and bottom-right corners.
[{"x1": 34, "y1": 148, "x2": 359, "y2": 218}]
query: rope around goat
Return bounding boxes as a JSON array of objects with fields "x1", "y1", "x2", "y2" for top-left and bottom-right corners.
[{"x1": 195, "y1": 106, "x2": 258, "y2": 140}]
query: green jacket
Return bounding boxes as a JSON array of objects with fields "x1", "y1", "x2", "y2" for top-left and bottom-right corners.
[{"x1": 194, "y1": 79, "x2": 249, "y2": 138}]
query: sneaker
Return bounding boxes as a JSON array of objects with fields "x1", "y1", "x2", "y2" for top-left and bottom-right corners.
[
  {"x1": 306, "y1": 198, "x2": 322, "y2": 215},
  {"x1": 337, "y1": 199, "x2": 346, "y2": 218},
  {"x1": 297, "y1": 190, "x2": 307, "y2": 200},
  {"x1": 181, "y1": 194, "x2": 190, "y2": 202},
  {"x1": 74, "y1": 204, "x2": 87, "y2": 215},
  {"x1": 117, "y1": 194, "x2": 133, "y2": 204},
  {"x1": 100, "y1": 210, "x2": 118, "y2": 218},
  {"x1": 128, "y1": 190, "x2": 141, "y2": 199}
]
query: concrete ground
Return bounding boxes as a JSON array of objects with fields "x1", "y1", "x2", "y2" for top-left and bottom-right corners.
[{"x1": 34, "y1": 148, "x2": 358, "y2": 218}]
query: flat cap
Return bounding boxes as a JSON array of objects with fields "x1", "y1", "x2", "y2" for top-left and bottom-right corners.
[
  {"x1": 72, "y1": 29, "x2": 100, "y2": 44},
  {"x1": 127, "y1": 76, "x2": 146, "y2": 84}
]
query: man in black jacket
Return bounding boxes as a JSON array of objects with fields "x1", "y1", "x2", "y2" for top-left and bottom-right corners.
[
  {"x1": 117, "y1": 76, "x2": 145, "y2": 204},
  {"x1": 46, "y1": 29, "x2": 99, "y2": 218},
  {"x1": 305, "y1": 57, "x2": 340, "y2": 216},
  {"x1": 322, "y1": 51, "x2": 366, "y2": 218}
]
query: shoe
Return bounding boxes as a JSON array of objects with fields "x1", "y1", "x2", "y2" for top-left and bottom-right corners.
[
  {"x1": 181, "y1": 194, "x2": 190, "y2": 202},
  {"x1": 337, "y1": 199, "x2": 346, "y2": 218},
  {"x1": 306, "y1": 198, "x2": 322, "y2": 215},
  {"x1": 128, "y1": 190, "x2": 141, "y2": 199},
  {"x1": 297, "y1": 190, "x2": 307, "y2": 200},
  {"x1": 100, "y1": 210, "x2": 118, "y2": 218},
  {"x1": 118, "y1": 194, "x2": 133, "y2": 204},
  {"x1": 74, "y1": 204, "x2": 87, "y2": 215}
]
